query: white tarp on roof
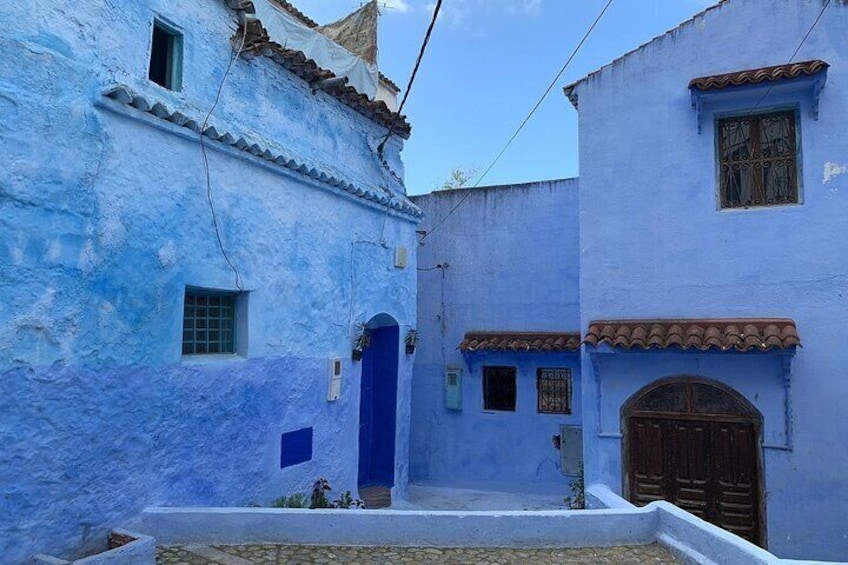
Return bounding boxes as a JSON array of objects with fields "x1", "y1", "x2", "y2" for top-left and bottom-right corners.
[{"x1": 252, "y1": 0, "x2": 379, "y2": 99}]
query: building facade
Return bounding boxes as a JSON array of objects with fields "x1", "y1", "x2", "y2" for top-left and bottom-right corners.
[
  {"x1": 412, "y1": 0, "x2": 847, "y2": 560},
  {"x1": 0, "y1": 1, "x2": 418, "y2": 562},
  {"x1": 411, "y1": 180, "x2": 582, "y2": 493}
]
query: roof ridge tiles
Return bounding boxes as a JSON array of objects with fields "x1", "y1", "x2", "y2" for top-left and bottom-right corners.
[
  {"x1": 231, "y1": 3, "x2": 411, "y2": 138},
  {"x1": 101, "y1": 85, "x2": 421, "y2": 219}
]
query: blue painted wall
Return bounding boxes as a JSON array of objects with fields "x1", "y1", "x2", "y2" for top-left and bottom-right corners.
[
  {"x1": 0, "y1": 1, "x2": 417, "y2": 562},
  {"x1": 410, "y1": 180, "x2": 582, "y2": 492},
  {"x1": 568, "y1": 0, "x2": 848, "y2": 559}
]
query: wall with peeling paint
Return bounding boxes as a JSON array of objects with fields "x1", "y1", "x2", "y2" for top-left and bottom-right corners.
[
  {"x1": 410, "y1": 180, "x2": 582, "y2": 493},
  {"x1": 569, "y1": 0, "x2": 848, "y2": 560},
  {"x1": 0, "y1": 1, "x2": 417, "y2": 563}
]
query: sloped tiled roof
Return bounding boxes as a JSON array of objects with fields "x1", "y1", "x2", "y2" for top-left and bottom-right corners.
[
  {"x1": 689, "y1": 60, "x2": 829, "y2": 91},
  {"x1": 584, "y1": 319, "x2": 800, "y2": 352},
  {"x1": 233, "y1": 3, "x2": 411, "y2": 138},
  {"x1": 267, "y1": 0, "x2": 401, "y2": 92},
  {"x1": 460, "y1": 332, "x2": 582, "y2": 353}
]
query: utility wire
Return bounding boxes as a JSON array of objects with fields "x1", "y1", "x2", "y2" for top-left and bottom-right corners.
[
  {"x1": 200, "y1": 24, "x2": 248, "y2": 292},
  {"x1": 420, "y1": 0, "x2": 615, "y2": 242},
  {"x1": 745, "y1": 0, "x2": 831, "y2": 115},
  {"x1": 377, "y1": 0, "x2": 443, "y2": 155}
]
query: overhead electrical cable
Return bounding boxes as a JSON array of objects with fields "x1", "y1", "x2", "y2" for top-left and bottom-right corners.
[
  {"x1": 377, "y1": 0, "x2": 443, "y2": 155},
  {"x1": 419, "y1": 0, "x2": 615, "y2": 242},
  {"x1": 746, "y1": 0, "x2": 831, "y2": 115},
  {"x1": 200, "y1": 25, "x2": 248, "y2": 292}
]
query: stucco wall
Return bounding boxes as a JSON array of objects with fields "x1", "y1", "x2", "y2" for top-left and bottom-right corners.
[
  {"x1": 0, "y1": 1, "x2": 417, "y2": 563},
  {"x1": 571, "y1": 0, "x2": 848, "y2": 559},
  {"x1": 410, "y1": 180, "x2": 581, "y2": 492}
]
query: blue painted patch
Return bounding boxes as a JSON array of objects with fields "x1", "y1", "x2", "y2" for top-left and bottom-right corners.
[{"x1": 280, "y1": 427, "x2": 313, "y2": 469}]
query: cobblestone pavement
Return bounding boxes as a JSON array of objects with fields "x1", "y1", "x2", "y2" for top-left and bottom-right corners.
[{"x1": 157, "y1": 543, "x2": 681, "y2": 564}]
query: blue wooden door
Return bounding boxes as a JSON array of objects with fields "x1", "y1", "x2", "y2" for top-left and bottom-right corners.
[{"x1": 358, "y1": 325, "x2": 399, "y2": 487}]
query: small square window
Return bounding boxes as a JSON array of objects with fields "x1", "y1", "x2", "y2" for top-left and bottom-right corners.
[
  {"x1": 483, "y1": 366, "x2": 516, "y2": 412},
  {"x1": 182, "y1": 289, "x2": 236, "y2": 355},
  {"x1": 149, "y1": 20, "x2": 183, "y2": 91},
  {"x1": 717, "y1": 110, "x2": 798, "y2": 209},
  {"x1": 537, "y1": 368, "x2": 572, "y2": 415}
]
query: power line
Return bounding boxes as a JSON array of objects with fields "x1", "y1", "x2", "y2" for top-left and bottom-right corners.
[
  {"x1": 377, "y1": 0, "x2": 443, "y2": 155},
  {"x1": 420, "y1": 0, "x2": 615, "y2": 242},
  {"x1": 746, "y1": 0, "x2": 831, "y2": 116},
  {"x1": 200, "y1": 25, "x2": 248, "y2": 292}
]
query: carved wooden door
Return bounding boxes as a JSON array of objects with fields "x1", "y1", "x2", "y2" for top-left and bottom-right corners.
[{"x1": 625, "y1": 379, "x2": 763, "y2": 547}]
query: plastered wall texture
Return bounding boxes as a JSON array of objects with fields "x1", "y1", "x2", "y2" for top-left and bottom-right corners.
[
  {"x1": 569, "y1": 0, "x2": 848, "y2": 560},
  {"x1": 0, "y1": 1, "x2": 417, "y2": 563},
  {"x1": 410, "y1": 180, "x2": 582, "y2": 492}
]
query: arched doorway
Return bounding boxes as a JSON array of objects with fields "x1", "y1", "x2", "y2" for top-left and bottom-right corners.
[
  {"x1": 358, "y1": 314, "x2": 399, "y2": 507},
  {"x1": 622, "y1": 377, "x2": 765, "y2": 546}
]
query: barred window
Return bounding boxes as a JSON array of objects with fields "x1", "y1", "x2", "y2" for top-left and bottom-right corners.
[
  {"x1": 483, "y1": 366, "x2": 516, "y2": 412},
  {"x1": 537, "y1": 368, "x2": 572, "y2": 414},
  {"x1": 718, "y1": 110, "x2": 798, "y2": 209},
  {"x1": 182, "y1": 290, "x2": 236, "y2": 355}
]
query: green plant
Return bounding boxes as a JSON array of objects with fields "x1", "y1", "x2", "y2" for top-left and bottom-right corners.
[
  {"x1": 563, "y1": 465, "x2": 585, "y2": 510},
  {"x1": 332, "y1": 490, "x2": 365, "y2": 509},
  {"x1": 310, "y1": 477, "x2": 333, "y2": 509},
  {"x1": 270, "y1": 492, "x2": 309, "y2": 508}
]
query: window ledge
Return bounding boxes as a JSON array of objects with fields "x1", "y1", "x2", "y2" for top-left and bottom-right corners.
[{"x1": 181, "y1": 354, "x2": 247, "y2": 365}]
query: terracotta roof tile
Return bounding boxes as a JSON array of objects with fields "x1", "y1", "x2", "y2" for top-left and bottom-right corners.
[
  {"x1": 270, "y1": 0, "x2": 319, "y2": 28},
  {"x1": 584, "y1": 319, "x2": 799, "y2": 352},
  {"x1": 231, "y1": 4, "x2": 411, "y2": 138},
  {"x1": 460, "y1": 332, "x2": 581, "y2": 353},
  {"x1": 688, "y1": 60, "x2": 829, "y2": 91},
  {"x1": 265, "y1": 1, "x2": 402, "y2": 94}
]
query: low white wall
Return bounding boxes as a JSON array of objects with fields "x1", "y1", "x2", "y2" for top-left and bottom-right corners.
[
  {"x1": 141, "y1": 507, "x2": 657, "y2": 548},
  {"x1": 139, "y1": 495, "x2": 846, "y2": 565},
  {"x1": 32, "y1": 530, "x2": 155, "y2": 565}
]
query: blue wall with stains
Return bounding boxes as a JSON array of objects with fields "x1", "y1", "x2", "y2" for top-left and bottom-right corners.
[
  {"x1": 0, "y1": 1, "x2": 418, "y2": 562},
  {"x1": 410, "y1": 180, "x2": 582, "y2": 492},
  {"x1": 568, "y1": 0, "x2": 848, "y2": 559}
]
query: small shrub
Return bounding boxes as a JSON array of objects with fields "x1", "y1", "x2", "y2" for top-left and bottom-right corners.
[
  {"x1": 271, "y1": 492, "x2": 309, "y2": 508},
  {"x1": 563, "y1": 465, "x2": 585, "y2": 510},
  {"x1": 310, "y1": 478, "x2": 333, "y2": 509},
  {"x1": 333, "y1": 490, "x2": 365, "y2": 509}
]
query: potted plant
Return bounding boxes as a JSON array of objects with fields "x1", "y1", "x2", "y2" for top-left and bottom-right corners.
[
  {"x1": 352, "y1": 325, "x2": 370, "y2": 361},
  {"x1": 405, "y1": 329, "x2": 419, "y2": 355}
]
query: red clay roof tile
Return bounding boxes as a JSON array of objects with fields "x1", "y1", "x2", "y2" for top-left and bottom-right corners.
[
  {"x1": 688, "y1": 60, "x2": 829, "y2": 91},
  {"x1": 584, "y1": 319, "x2": 799, "y2": 352},
  {"x1": 460, "y1": 332, "x2": 581, "y2": 353}
]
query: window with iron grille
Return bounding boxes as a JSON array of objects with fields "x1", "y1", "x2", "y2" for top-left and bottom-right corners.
[
  {"x1": 537, "y1": 368, "x2": 572, "y2": 414},
  {"x1": 718, "y1": 110, "x2": 799, "y2": 209},
  {"x1": 182, "y1": 290, "x2": 236, "y2": 355},
  {"x1": 483, "y1": 366, "x2": 516, "y2": 411}
]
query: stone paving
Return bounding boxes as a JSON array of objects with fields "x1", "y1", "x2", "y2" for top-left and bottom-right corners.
[{"x1": 156, "y1": 543, "x2": 682, "y2": 564}]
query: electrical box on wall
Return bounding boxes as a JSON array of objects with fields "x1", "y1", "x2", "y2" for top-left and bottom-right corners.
[
  {"x1": 560, "y1": 424, "x2": 583, "y2": 476},
  {"x1": 394, "y1": 246, "x2": 407, "y2": 269},
  {"x1": 327, "y1": 357, "x2": 342, "y2": 401},
  {"x1": 445, "y1": 367, "x2": 462, "y2": 411}
]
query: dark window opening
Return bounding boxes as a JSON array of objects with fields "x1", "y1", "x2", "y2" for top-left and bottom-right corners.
[
  {"x1": 718, "y1": 110, "x2": 798, "y2": 209},
  {"x1": 537, "y1": 367, "x2": 572, "y2": 414},
  {"x1": 182, "y1": 290, "x2": 236, "y2": 354},
  {"x1": 483, "y1": 366, "x2": 516, "y2": 411},
  {"x1": 149, "y1": 21, "x2": 182, "y2": 90}
]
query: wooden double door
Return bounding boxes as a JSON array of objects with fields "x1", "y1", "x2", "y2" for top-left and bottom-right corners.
[{"x1": 624, "y1": 379, "x2": 764, "y2": 546}]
